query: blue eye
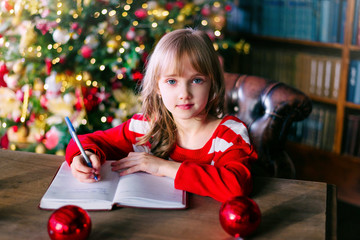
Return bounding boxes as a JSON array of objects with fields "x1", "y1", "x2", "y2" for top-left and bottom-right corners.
[
  {"x1": 193, "y1": 78, "x2": 204, "y2": 84},
  {"x1": 167, "y1": 79, "x2": 176, "y2": 85}
]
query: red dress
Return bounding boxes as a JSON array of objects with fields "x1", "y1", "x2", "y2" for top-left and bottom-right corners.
[{"x1": 65, "y1": 114, "x2": 258, "y2": 202}]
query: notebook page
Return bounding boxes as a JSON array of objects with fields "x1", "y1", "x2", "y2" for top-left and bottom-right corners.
[
  {"x1": 40, "y1": 161, "x2": 120, "y2": 210},
  {"x1": 113, "y1": 171, "x2": 185, "y2": 208}
]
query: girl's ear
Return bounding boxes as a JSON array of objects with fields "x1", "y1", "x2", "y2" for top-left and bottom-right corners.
[{"x1": 155, "y1": 84, "x2": 161, "y2": 95}]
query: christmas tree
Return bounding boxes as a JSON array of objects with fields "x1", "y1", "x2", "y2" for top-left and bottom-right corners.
[{"x1": 0, "y1": 0, "x2": 248, "y2": 155}]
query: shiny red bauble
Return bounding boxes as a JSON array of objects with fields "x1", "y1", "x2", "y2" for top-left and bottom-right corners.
[
  {"x1": 48, "y1": 205, "x2": 92, "y2": 240},
  {"x1": 219, "y1": 196, "x2": 261, "y2": 238}
]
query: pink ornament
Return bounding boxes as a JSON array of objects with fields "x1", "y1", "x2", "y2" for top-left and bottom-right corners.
[
  {"x1": 15, "y1": 89, "x2": 24, "y2": 101},
  {"x1": 134, "y1": 8, "x2": 148, "y2": 20},
  {"x1": 81, "y1": 45, "x2": 93, "y2": 59},
  {"x1": 48, "y1": 205, "x2": 91, "y2": 240},
  {"x1": 71, "y1": 22, "x2": 80, "y2": 30},
  {"x1": 201, "y1": 6, "x2": 211, "y2": 17},
  {"x1": 44, "y1": 126, "x2": 60, "y2": 150},
  {"x1": 219, "y1": 196, "x2": 261, "y2": 238},
  {"x1": 41, "y1": 8, "x2": 50, "y2": 18},
  {"x1": 36, "y1": 20, "x2": 51, "y2": 35},
  {"x1": 40, "y1": 95, "x2": 48, "y2": 109}
]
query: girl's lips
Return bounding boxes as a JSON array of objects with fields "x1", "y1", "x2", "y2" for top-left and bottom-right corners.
[{"x1": 177, "y1": 104, "x2": 194, "y2": 110}]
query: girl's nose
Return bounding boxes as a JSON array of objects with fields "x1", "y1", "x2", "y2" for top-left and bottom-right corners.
[{"x1": 179, "y1": 83, "x2": 192, "y2": 100}]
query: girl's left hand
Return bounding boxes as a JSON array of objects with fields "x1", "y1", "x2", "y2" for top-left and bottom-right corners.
[{"x1": 111, "y1": 152, "x2": 180, "y2": 178}]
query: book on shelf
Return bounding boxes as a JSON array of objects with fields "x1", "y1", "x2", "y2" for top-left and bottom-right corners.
[
  {"x1": 324, "y1": 105, "x2": 336, "y2": 151},
  {"x1": 346, "y1": 60, "x2": 360, "y2": 104},
  {"x1": 309, "y1": 55, "x2": 318, "y2": 95},
  {"x1": 331, "y1": 58, "x2": 341, "y2": 99},
  {"x1": 352, "y1": 0, "x2": 360, "y2": 45},
  {"x1": 338, "y1": 0, "x2": 348, "y2": 43},
  {"x1": 238, "y1": 0, "x2": 346, "y2": 43},
  {"x1": 296, "y1": 0, "x2": 315, "y2": 40},
  {"x1": 323, "y1": 59, "x2": 332, "y2": 97},
  {"x1": 243, "y1": 47, "x2": 342, "y2": 100},
  {"x1": 357, "y1": 2, "x2": 360, "y2": 46},
  {"x1": 316, "y1": 57, "x2": 325, "y2": 96},
  {"x1": 343, "y1": 114, "x2": 360, "y2": 156},
  {"x1": 347, "y1": 61, "x2": 358, "y2": 103},
  {"x1": 39, "y1": 161, "x2": 187, "y2": 210},
  {"x1": 318, "y1": 0, "x2": 331, "y2": 42},
  {"x1": 289, "y1": 103, "x2": 335, "y2": 151},
  {"x1": 354, "y1": 62, "x2": 360, "y2": 104}
]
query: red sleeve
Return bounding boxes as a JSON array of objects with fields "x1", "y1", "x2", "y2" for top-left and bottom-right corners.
[
  {"x1": 174, "y1": 119, "x2": 258, "y2": 202},
  {"x1": 65, "y1": 118, "x2": 134, "y2": 165}
]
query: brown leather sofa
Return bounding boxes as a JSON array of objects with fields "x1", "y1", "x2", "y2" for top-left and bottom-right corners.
[{"x1": 224, "y1": 73, "x2": 312, "y2": 179}]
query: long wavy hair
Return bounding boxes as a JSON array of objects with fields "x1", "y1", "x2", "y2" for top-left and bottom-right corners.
[{"x1": 138, "y1": 28, "x2": 225, "y2": 158}]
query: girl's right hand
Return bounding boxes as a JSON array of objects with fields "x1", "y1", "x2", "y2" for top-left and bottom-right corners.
[{"x1": 70, "y1": 150, "x2": 101, "y2": 183}]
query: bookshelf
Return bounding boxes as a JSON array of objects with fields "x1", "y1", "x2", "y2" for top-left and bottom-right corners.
[{"x1": 226, "y1": 0, "x2": 360, "y2": 158}]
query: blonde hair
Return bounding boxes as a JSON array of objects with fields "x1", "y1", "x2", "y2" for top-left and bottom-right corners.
[{"x1": 138, "y1": 28, "x2": 225, "y2": 158}]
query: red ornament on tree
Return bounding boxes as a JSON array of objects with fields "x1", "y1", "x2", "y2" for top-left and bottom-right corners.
[
  {"x1": 134, "y1": 8, "x2": 148, "y2": 20},
  {"x1": 48, "y1": 205, "x2": 92, "y2": 240},
  {"x1": 81, "y1": 86, "x2": 101, "y2": 112},
  {"x1": 219, "y1": 196, "x2": 261, "y2": 238},
  {"x1": 0, "y1": 63, "x2": 9, "y2": 87},
  {"x1": 81, "y1": 45, "x2": 93, "y2": 59},
  {"x1": 45, "y1": 58, "x2": 52, "y2": 75}
]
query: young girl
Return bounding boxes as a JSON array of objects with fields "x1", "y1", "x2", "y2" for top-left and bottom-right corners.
[{"x1": 65, "y1": 28, "x2": 258, "y2": 203}]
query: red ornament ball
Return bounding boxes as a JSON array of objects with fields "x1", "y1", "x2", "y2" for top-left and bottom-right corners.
[
  {"x1": 48, "y1": 205, "x2": 92, "y2": 240},
  {"x1": 81, "y1": 45, "x2": 92, "y2": 59},
  {"x1": 219, "y1": 196, "x2": 261, "y2": 238}
]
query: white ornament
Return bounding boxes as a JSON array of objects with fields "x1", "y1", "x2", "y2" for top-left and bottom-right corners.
[
  {"x1": 45, "y1": 71, "x2": 62, "y2": 99},
  {"x1": 63, "y1": 93, "x2": 76, "y2": 104},
  {"x1": 53, "y1": 28, "x2": 70, "y2": 44},
  {"x1": 4, "y1": 74, "x2": 19, "y2": 90},
  {"x1": 84, "y1": 35, "x2": 99, "y2": 48}
]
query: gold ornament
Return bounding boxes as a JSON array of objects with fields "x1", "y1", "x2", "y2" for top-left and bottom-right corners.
[
  {"x1": 180, "y1": 3, "x2": 194, "y2": 16},
  {"x1": 56, "y1": 149, "x2": 65, "y2": 156},
  {"x1": 47, "y1": 98, "x2": 74, "y2": 118},
  {"x1": 153, "y1": 8, "x2": 168, "y2": 21},
  {"x1": 211, "y1": 15, "x2": 226, "y2": 30},
  {"x1": 35, "y1": 143, "x2": 46, "y2": 154},
  {"x1": 177, "y1": 14, "x2": 185, "y2": 23},
  {"x1": 107, "y1": 39, "x2": 119, "y2": 54},
  {"x1": 12, "y1": 0, "x2": 24, "y2": 26},
  {"x1": 17, "y1": 125, "x2": 29, "y2": 143},
  {"x1": 10, "y1": 144, "x2": 17, "y2": 151},
  {"x1": 19, "y1": 23, "x2": 37, "y2": 54},
  {"x1": 235, "y1": 40, "x2": 245, "y2": 53},
  {"x1": 33, "y1": 78, "x2": 44, "y2": 91},
  {"x1": 0, "y1": 88, "x2": 21, "y2": 118},
  {"x1": 27, "y1": 0, "x2": 41, "y2": 15},
  {"x1": 12, "y1": 60, "x2": 24, "y2": 74},
  {"x1": 107, "y1": 39, "x2": 119, "y2": 49}
]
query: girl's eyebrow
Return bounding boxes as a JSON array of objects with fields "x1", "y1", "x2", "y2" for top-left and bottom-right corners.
[{"x1": 162, "y1": 73, "x2": 205, "y2": 78}]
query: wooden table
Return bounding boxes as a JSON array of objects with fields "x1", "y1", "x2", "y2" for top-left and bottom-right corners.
[{"x1": 0, "y1": 149, "x2": 336, "y2": 240}]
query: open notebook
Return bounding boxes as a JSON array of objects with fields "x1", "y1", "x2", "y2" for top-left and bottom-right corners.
[{"x1": 40, "y1": 161, "x2": 187, "y2": 210}]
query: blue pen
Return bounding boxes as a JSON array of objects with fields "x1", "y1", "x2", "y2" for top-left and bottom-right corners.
[{"x1": 65, "y1": 117, "x2": 98, "y2": 181}]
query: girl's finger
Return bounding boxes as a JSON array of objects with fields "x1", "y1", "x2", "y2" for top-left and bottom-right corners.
[
  {"x1": 111, "y1": 159, "x2": 139, "y2": 172},
  {"x1": 71, "y1": 167, "x2": 97, "y2": 183}
]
